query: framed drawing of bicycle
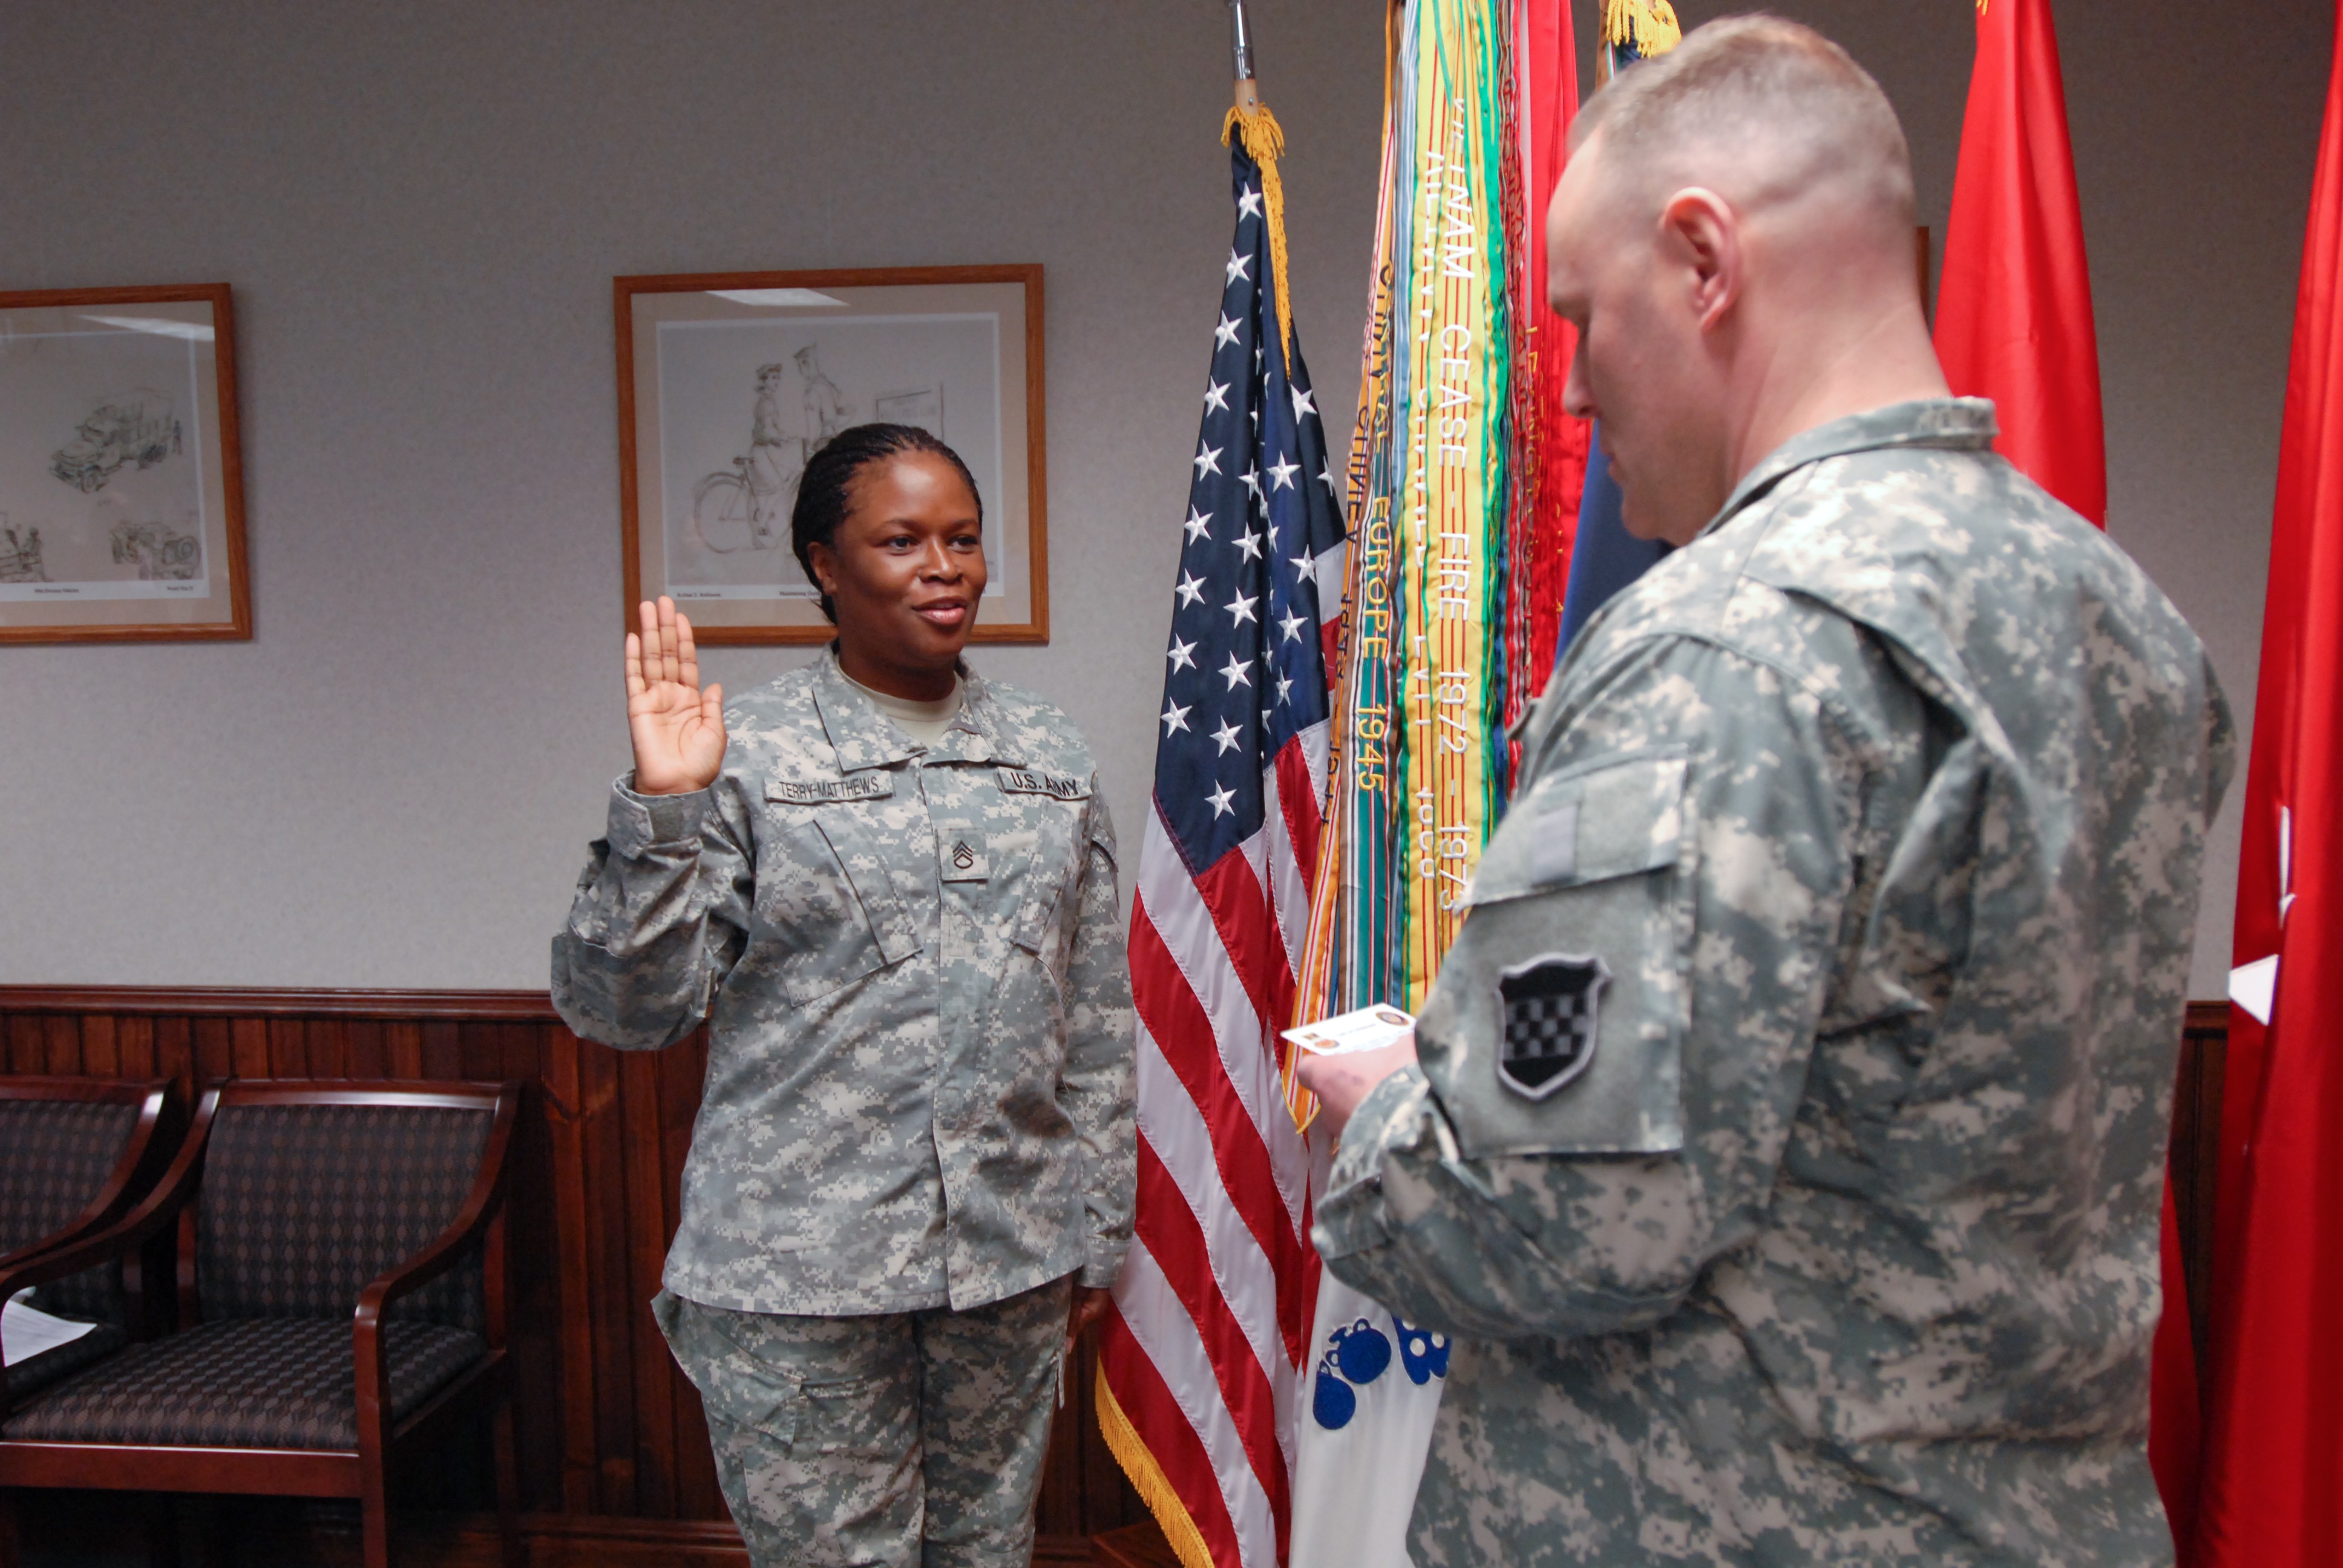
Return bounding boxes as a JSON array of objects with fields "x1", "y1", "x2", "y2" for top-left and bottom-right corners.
[
  {"x1": 0, "y1": 283, "x2": 251, "y2": 643},
  {"x1": 617, "y1": 265, "x2": 1047, "y2": 644}
]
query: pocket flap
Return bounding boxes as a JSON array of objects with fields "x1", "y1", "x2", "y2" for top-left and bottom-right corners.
[{"x1": 1470, "y1": 751, "x2": 1687, "y2": 906}]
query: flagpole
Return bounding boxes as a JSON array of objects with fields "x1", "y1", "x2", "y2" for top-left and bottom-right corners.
[{"x1": 1228, "y1": 0, "x2": 1260, "y2": 111}]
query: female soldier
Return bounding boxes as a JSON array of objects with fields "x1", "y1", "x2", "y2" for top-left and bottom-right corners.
[{"x1": 552, "y1": 424, "x2": 1134, "y2": 1567}]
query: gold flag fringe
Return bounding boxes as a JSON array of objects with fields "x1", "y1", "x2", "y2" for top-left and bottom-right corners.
[
  {"x1": 1096, "y1": 1373, "x2": 1219, "y2": 1568},
  {"x1": 1601, "y1": 0, "x2": 1682, "y2": 54},
  {"x1": 1224, "y1": 101, "x2": 1297, "y2": 369}
]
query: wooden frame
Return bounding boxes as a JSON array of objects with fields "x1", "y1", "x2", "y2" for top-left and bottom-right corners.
[
  {"x1": 0, "y1": 284, "x2": 251, "y2": 644},
  {"x1": 0, "y1": 989, "x2": 2238, "y2": 1567},
  {"x1": 0, "y1": 1077, "x2": 173, "y2": 1276},
  {"x1": 616, "y1": 266, "x2": 1049, "y2": 644},
  {"x1": 0, "y1": 986, "x2": 1165, "y2": 1551},
  {"x1": 0, "y1": 1078, "x2": 525, "y2": 1568}
]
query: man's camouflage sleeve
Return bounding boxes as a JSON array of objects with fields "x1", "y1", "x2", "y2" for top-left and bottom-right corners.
[
  {"x1": 1315, "y1": 635, "x2": 1870, "y2": 1340},
  {"x1": 1062, "y1": 792, "x2": 1136, "y2": 1288},
  {"x1": 551, "y1": 776, "x2": 755, "y2": 1051}
]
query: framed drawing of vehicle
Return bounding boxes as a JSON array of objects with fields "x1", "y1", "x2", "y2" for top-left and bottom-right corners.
[
  {"x1": 0, "y1": 283, "x2": 251, "y2": 643},
  {"x1": 617, "y1": 265, "x2": 1047, "y2": 644}
]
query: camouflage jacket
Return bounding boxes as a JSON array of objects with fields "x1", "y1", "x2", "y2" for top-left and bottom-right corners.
[
  {"x1": 553, "y1": 651, "x2": 1135, "y2": 1315},
  {"x1": 1316, "y1": 400, "x2": 2233, "y2": 1566}
]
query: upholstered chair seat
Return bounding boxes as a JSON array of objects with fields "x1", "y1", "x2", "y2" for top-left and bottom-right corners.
[
  {"x1": 0, "y1": 1321, "x2": 129, "y2": 1406},
  {"x1": 2, "y1": 1318, "x2": 482, "y2": 1449},
  {"x1": 0, "y1": 1080, "x2": 522, "y2": 1568}
]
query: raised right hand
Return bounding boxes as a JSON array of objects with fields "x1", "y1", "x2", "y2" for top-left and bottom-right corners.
[{"x1": 626, "y1": 596, "x2": 727, "y2": 795}]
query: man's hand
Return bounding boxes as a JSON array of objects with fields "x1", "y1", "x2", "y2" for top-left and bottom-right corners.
[
  {"x1": 626, "y1": 596, "x2": 727, "y2": 796},
  {"x1": 1296, "y1": 1030, "x2": 1418, "y2": 1141},
  {"x1": 1066, "y1": 1284, "x2": 1112, "y2": 1360}
]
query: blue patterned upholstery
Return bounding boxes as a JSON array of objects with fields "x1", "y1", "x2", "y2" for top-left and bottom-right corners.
[
  {"x1": 1, "y1": 1320, "x2": 129, "y2": 1402},
  {"x1": 1, "y1": 1318, "x2": 483, "y2": 1448},
  {"x1": 196, "y1": 1103, "x2": 491, "y2": 1331},
  {"x1": 0, "y1": 1099, "x2": 138, "y2": 1258},
  {"x1": 0, "y1": 1097, "x2": 141, "y2": 1325}
]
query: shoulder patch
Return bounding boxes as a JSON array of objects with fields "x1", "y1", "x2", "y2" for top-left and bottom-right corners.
[
  {"x1": 1496, "y1": 953, "x2": 1608, "y2": 1100},
  {"x1": 765, "y1": 772, "x2": 895, "y2": 805},
  {"x1": 995, "y1": 766, "x2": 1090, "y2": 800}
]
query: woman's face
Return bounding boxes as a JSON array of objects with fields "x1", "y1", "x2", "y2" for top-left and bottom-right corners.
[{"x1": 808, "y1": 451, "x2": 987, "y2": 697}]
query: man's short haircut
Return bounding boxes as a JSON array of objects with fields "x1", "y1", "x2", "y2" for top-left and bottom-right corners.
[{"x1": 1571, "y1": 16, "x2": 1915, "y2": 232}]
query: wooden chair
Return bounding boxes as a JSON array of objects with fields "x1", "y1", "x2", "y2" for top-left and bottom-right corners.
[
  {"x1": 0, "y1": 1077, "x2": 174, "y2": 1402},
  {"x1": 0, "y1": 1079, "x2": 523, "y2": 1568}
]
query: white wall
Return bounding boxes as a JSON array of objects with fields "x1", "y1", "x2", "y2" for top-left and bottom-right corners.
[
  {"x1": 0, "y1": 1, "x2": 2317, "y2": 997},
  {"x1": 0, "y1": 1, "x2": 1385, "y2": 987}
]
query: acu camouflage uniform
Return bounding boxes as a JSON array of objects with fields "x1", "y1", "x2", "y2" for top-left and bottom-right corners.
[
  {"x1": 1316, "y1": 400, "x2": 2233, "y2": 1568},
  {"x1": 554, "y1": 650, "x2": 1135, "y2": 1568}
]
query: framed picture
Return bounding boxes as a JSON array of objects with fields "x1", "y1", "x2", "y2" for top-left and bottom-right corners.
[
  {"x1": 0, "y1": 284, "x2": 250, "y2": 643},
  {"x1": 617, "y1": 266, "x2": 1047, "y2": 644}
]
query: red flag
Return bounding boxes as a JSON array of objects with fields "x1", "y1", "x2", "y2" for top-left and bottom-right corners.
[
  {"x1": 1516, "y1": 0, "x2": 1587, "y2": 682},
  {"x1": 1933, "y1": 0, "x2": 2106, "y2": 526},
  {"x1": 2191, "y1": 5, "x2": 2343, "y2": 1561}
]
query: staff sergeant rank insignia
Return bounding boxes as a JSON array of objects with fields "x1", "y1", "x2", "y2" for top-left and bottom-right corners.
[{"x1": 1496, "y1": 953, "x2": 1610, "y2": 1100}]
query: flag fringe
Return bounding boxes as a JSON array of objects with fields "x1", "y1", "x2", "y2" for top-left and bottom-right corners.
[
  {"x1": 1095, "y1": 1371, "x2": 1220, "y2": 1568},
  {"x1": 1224, "y1": 102, "x2": 1296, "y2": 369},
  {"x1": 1601, "y1": 0, "x2": 1680, "y2": 54}
]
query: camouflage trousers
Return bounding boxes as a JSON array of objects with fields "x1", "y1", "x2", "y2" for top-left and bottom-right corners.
[{"x1": 654, "y1": 1277, "x2": 1070, "y2": 1568}]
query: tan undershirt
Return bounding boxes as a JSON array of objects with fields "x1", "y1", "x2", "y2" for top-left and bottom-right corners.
[{"x1": 842, "y1": 668, "x2": 964, "y2": 750}]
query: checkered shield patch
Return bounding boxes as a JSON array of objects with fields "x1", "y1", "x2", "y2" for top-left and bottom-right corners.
[{"x1": 1495, "y1": 953, "x2": 1611, "y2": 1100}]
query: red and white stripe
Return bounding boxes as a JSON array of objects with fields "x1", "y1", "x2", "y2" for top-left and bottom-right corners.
[{"x1": 1104, "y1": 711, "x2": 1333, "y2": 1568}]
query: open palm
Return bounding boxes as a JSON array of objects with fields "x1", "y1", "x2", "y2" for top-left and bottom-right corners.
[{"x1": 626, "y1": 596, "x2": 727, "y2": 795}]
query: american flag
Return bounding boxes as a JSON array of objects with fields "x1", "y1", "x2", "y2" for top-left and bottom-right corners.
[{"x1": 1096, "y1": 139, "x2": 1349, "y2": 1568}]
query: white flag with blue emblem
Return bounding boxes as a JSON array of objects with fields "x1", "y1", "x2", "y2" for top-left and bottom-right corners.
[{"x1": 1289, "y1": 1272, "x2": 1451, "y2": 1568}]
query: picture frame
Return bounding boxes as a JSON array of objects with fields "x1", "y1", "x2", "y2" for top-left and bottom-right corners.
[
  {"x1": 616, "y1": 266, "x2": 1048, "y2": 644},
  {"x1": 0, "y1": 283, "x2": 251, "y2": 644}
]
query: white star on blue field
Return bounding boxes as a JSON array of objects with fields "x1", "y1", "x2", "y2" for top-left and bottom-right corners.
[{"x1": 1153, "y1": 151, "x2": 1348, "y2": 856}]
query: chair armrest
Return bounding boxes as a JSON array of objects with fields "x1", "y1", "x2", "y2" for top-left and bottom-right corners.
[
  {"x1": 0, "y1": 1088, "x2": 218, "y2": 1419},
  {"x1": 351, "y1": 1085, "x2": 521, "y2": 1448},
  {"x1": 0, "y1": 1087, "x2": 217, "y2": 1309},
  {"x1": 0, "y1": 1082, "x2": 176, "y2": 1278}
]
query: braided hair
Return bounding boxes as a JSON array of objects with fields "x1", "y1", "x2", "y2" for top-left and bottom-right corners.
[{"x1": 790, "y1": 423, "x2": 983, "y2": 624}]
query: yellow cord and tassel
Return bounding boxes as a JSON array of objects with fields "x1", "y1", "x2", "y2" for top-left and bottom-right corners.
[
  {"x1": 1601, "y1": 0, "x2": 1682, "y2": 54},
  {"x1": 1224, "y1": 100, "x2": 1296, "y2": 370}
]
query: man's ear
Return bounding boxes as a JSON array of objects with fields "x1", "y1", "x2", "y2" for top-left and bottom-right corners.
[{"x1": 1657, "y1": 187, "x2": 1741, "y2": 333}]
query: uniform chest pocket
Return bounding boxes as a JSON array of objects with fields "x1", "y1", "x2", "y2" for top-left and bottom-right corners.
[
  {"x1": 754, "y1": 774, "x2": 920, "y2": 1007},
  {"x1": 1421, "y1": 750, "x2": 1691, "y2": 1160},
  {"x1": 997, "y1": 768, "x2": 1092, "y2": 962}
]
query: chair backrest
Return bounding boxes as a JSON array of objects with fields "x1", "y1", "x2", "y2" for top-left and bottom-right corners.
[
  {"x1": 194, "y1": 1083, "x2": 500, "y2": 1331},
  {"x1": 0, "y1": 1077, "x2": 171, "y2": 1322}
]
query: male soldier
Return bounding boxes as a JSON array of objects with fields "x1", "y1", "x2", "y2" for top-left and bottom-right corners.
[{"x1": 1298, "y1": 18, "x2": 2232, "y2": 1567}]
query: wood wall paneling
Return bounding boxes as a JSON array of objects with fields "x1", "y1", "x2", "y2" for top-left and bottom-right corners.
[
  {"x1": 0, "y1": 986, "x2": 1153, "y2": 1563},
  {"x1": 4, "y1": 987, "x2": 2229, "y2": 1561}
]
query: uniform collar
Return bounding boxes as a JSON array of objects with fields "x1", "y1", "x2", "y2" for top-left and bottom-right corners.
[
  {"x1": 811, "y1": 647, "x2": 1022, "y2": 772},
  {"x1": 1702, "y1": 397, "x2": 1999, "y2": 541}
]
